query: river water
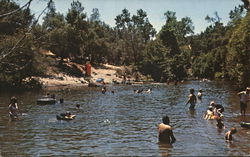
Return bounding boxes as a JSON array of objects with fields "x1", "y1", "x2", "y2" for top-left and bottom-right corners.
[{"x1": 0, "y1": 81, "x2": 249, "y2": 156}]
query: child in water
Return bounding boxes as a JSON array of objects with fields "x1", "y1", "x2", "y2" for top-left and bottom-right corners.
[
  {"x1": 203, "y1": 106, "x2": 215, "y2": 120},
  {"x1": 197, "y1": 89, "x2": 203, "y2": 100},
  {"x1": 225, "y1": 127, "x2": 237, "y2": 141}
]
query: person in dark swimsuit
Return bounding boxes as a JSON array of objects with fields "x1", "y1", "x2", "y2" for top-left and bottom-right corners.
[
  {"x1": 158, "y1": 115, "x2": 176, "y2": 144},
  {"x1": 225, "y1": 127, "x2": 237, "y2": 141},
  {"x1": 185, "y1": 88, "x2": 197, "y2": 109},
  {"x1": 216, "y1": 118, "x2": 225, "y2": 129},
  {"x1": 8, "y1": 96, "x2": 19, "y2": 120}
]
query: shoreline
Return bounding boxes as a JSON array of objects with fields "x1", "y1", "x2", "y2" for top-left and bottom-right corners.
[{"x1": 36, "y1": 64, "x2": 134, "y2": 89}]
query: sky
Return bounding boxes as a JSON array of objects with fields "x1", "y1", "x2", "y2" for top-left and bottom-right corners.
[{"x1": 17, "y1": 0, "x2": 242, "y2": 34}]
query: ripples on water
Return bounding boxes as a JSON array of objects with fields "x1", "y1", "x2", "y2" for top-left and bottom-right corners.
[{"x1": 0, "y1": 81, "x2": 249, "y2": 156}]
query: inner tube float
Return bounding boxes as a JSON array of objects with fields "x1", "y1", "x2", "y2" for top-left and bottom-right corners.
[
  {"x1": 240, "y1": 122, "x2": 250, "y2": 128},
  {"x1": 56, "y1": 115, "x2": 76, "y2": 120},
  {"x1": 37, "y1": 97, "x2": 56, "y2": 105}
]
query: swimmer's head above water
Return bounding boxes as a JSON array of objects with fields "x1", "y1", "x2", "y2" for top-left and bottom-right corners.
[{"x1": 162, "y1": 115, "x2": 170, "y2": 125}]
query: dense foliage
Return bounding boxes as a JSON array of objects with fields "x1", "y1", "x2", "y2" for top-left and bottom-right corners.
[{"x1": 0, "y1": 0, "x2": 249, "y2": 88}]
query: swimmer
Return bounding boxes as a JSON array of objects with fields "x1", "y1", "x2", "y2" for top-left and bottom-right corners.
[
  {"x1": 102, "y1": 87, "x2": 107, "y2": 94},
  {"x1": 216, "y1": 118, "x2": 225, "y2": 129},
  {"x1": 185, "y1": 88, "x2": 197, "y2": 109},
  {"x1": 145, "y1": 88, "x2": 152, "y2": 94},
  {"x1": 137, "y1": 89, "x2": 143, "y2": 93},
  {"x1": 203, "y1": 106, "x2": 214, "y2": 120},
  {"x1": 225, "y1": 127, "x2": 237, "y2": 141},
  {"x1": 210, "y1": 101, "x2": 224, "y2": 118},
  {"x1": 197, "y1": 89, "x2": 203, "y2": 100},
  {"x1": 59, "y1": 97, "x2": 64, "y2": 103},
  {"x1": 158, "y1": 115, "x2": 176, "y2": 144},
  {"x1": 60, "y1": 111, "x2": 72, "y2": 118},
  {"x1": 8, "y1": 96, "x2": 20, "y2": 120},
  {"x1": 76, "y1": 104, "x2": 80, "y2": 109}
]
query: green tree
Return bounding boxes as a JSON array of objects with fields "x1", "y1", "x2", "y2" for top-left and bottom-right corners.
[
  {"x1": 163, "y1": 11, "x2": 194, "y2": 44},
  {"x1": 42, "y1": 0, "x2": 65, "y2": 31},
  {"x1": 226, "y1": 12, "x2": 250, "y2": 86},
  {"x1": 90, "y1": 8, "x2": 100, "y2": 23},
  {"x1": 132, "y1": 9, "x2": 156, "y2": 43},
  {"x1": 65, "y1": 0, "x2": 87, "y2": 30},
  {"x1": 0, "y1": 0, "x2": 33, "y2": 35}
]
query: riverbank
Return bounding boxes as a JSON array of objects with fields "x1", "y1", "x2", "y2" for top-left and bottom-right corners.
[{"x1": 36, "y1": 64, "x2": 142, "y2": 88}]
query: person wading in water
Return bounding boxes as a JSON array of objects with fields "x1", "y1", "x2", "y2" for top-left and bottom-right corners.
[
  {"x1": 237, "y1": 87, "x2": 250, "y2": 116},
  {"x1": 185, "y1": 88, "x2": 197, "y2": 110},
  {"x1": 158, "y1": 115, "x2": 176, "y2": 144},
  {"x1": 9, "y1": 96, "x2": 20, "y2": 120}
]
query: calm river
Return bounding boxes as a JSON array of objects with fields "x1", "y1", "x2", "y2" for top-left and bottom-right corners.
[{"x1": 0, "y1": 81, "x2": 249, "y2": 156}]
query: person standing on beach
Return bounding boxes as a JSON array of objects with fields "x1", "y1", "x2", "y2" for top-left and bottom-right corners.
[
  {"x1": 158, "y1": 115, "x2": 176, "y2": 144},
  {"x1": 185, "y1": 88, "x2": 197, "y2": 109},
  {"x1": 237, "y1": 87, "x2": 250, "y2": 116}
]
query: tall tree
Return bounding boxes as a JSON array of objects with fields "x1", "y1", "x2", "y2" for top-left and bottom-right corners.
[
  {"x1": 66, "y1": 0, "x2": 87, "y2": 30},
  {"x1": 228, "y1": 5, "x2": 245, "y2": 27},
  {"x1": 163, "y1": 11, "x2": 194, "y2": 44},
  {"x1": 226, "y1": 12, "x2": 250, "y2": 86},
  {"x1": 90, "y1": 8, "x2": 100, "y2": 23},
  {"x1": 42, "y1": 0, "x2": 65, "y2": 31},
  {"x1": 132, "y1": 9, "x2": 156, "y2": 43},
  {"x1": 0, "y1": 0, "x2": 33, "y2": 35}
]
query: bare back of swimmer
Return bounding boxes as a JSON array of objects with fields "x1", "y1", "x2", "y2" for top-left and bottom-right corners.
[{"x1": 158, "y1": 115, "x2": 176, "y2": 144}]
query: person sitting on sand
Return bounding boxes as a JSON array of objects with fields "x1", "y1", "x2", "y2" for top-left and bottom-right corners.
[
  {"x1": 8, "y1": 96, "x2": 19, "y2": 120},
  {"x1": 185, "y1": 88, "x2": 197, "y2": 109},
  {"x1": 225, "y1": 127, "x2": 237, "y2": 141},
  {"x1": 158, "y1": 115, "x2": 176, "y2": 144}
]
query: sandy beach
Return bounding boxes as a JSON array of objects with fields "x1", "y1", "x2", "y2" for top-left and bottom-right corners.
[{"x1": 36, "y1": 64, "x2": 128, "y2": 88}]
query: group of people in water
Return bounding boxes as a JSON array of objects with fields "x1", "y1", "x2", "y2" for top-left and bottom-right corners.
[
  {"x1": 101, "y1": 86, "x2": 152, "y2": 95},
  {"x1": 8, "y1": 86, "x2": 249, "y2": 144},
  {"x1": 158, "y1": 87, "x2": 250, "y2": 144}
]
